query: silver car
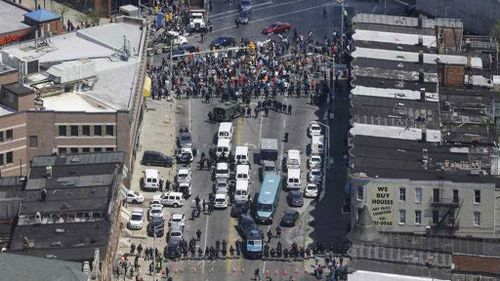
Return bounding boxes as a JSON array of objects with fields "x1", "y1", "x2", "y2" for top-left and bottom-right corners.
[{"x1": 240, "y1": 0, "x2": 252, "y2": 12}]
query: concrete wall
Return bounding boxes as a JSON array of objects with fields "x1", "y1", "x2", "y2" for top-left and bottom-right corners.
[
  {"x1": 351, "y1": 177, "x2": 499, "y2": 238},
  {"x1": 416, "y1": 0, "x2": 500, "y2": 35}
]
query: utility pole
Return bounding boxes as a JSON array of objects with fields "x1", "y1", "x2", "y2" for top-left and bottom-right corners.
[{"x1": 152, "y1": 226, "x2": 157, "y2": 281}]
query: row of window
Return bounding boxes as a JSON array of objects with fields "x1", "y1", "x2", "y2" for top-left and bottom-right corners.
[
  {"x1": 397, "y1": 209, "x2": 481, "y2": 226},
  {"x1": 58, "y1": 147, "x2": 115, "y2": 154},
  {"x1": 58, "y1": 125, "x2": 115, "y2": 137},
  {"x1": 0, "y1": 152, "x2": 14, "y2": 166},
  {"x1": 357, "y1": 187, "x2": 481, "y2": 204},
  {"x1": 0, "y1": 129, "x2": 14, "y2": 142}
]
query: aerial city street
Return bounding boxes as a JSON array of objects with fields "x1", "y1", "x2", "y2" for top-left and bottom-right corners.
[{"x1": 0, "y1": 0, "x2": 499, "y2": 281}]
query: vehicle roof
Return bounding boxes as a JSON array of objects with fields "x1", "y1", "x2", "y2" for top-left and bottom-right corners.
[
  {"x1": 219, "y1": 122, "x2": 233, "y2": 130},
  {"x1": 236, "y1": 164, "x2": 250, "y2": 173},
  {"x1": 127, "y1": 190, "x2": 141, "y2": 195},
  {"x1": 262, "y1": 160, "x2": 276, "y2": 167},
  {"x1": 216, "y1": 162, "x2": 229, "y2": 169},
  {"x1": 312, "y1": 135, "x2": 324, "y2": 143},
  {"x1": 145, "y1": 169, "x2": 159, "y2": 177},
  {"x1": 260, "y1": 138, "x2": 278, "y2": 150},
  {"x1": 236, "y1": 180, "x2": 249, "y2": 189},
  {"x1": 284, "y1": 210, "x2": 299, "y2": 215},
  {"x1": 179, "y1": 147, "x2": 192, "y2": 153},
  {"x1": 171, "y1": 213, "x2": 184, "y2": 219},
  {"x1": 179, "y1": 131, "x2": 191, "y2": 138},
  {"x1": 235, "y1": 145, "x2": 249, "y2": 153},
  {"x1": 258, "y1": 174, "x2": 281, "y2": 203},
  {"x1": 170, "y1": 224, "x2": 183, "y2": 232},
  {"x1": 287, "y1": 168, "x2": 301, "y2": 177},
  {"x1": 178, "y1": 168, "x2": 190, "y2": 174},
  {"x1": 217, "y1": 138, "x2": 231, "y2": 146},
  {"x1": 289, "y1": 190, "x2": 302, "y2": 196},
  {"x1": 288, "y1": 149, "x2": 300, "y2": 158},
  {"x1": 132, "y1": 208, "x2": 143, "y2": 214},
  {"x1": 215, "y1": 192, "x2": 227, "y2": 198},
  {"x1": 162, "y1": 191, "x2": 184, "y2": 196}
]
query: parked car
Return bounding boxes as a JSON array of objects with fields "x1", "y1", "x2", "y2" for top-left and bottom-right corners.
[
  {"x1": 214, "y1": 191, "x2": 229, "y2": 209},
  {"x1": 308, "y1": 122, "x2": 322, "y2": 137},
  {"x1": 280, "y1": 210, "x2": 299, "y2": 227},
  {"x1": 210, "y1": 36, "x2": 236, "y2": 49},
  {"x1": 147, "y1": 217, "x2": 165, "y2": 237},
  {"x1": 231, "y1": 200, "x2": 249, "y2": 218},
  {"x1": 308, "y1": 155, "x2": 322, "y2": 169},
  {"x1": 176, "y1": 168, "x2": 192, "y2": 183},
  {"x1": 164, "y1": 239, "x2": 182, "y2": 259},
  {"x1": 287, "y1": 190, "x2": 304, "y2": 207},
  {"x1": 214, "y1": 162, "x2": 230, "y2": 179},
  {"x1": 141, "y1": 150, "x2": 174, "y2": 167},
  {"x1": 167, "y1": 224, "x2": 184, "y2": 242},
  {"x1": 169, "y1": 213, "x2": 186, "y2": 228},
  {"x1": 176, "y1": 147, "x2": 194, "y2": 163},
  {"x1": 148, "y1": 204, "x2": 164, "y2": 220},
  {"x1": 309, "y1": 168, "x2": 323, "y2": 184},
  {"x1": 262, "y1": 22, "x2": 292, "y2": 35},
  {"x1": 176, "y1": 131, "x2": 193, "y2": 148},
  {"x1": 155, "y1": 192, "x2": 185, "y2": 208},
  {"x1": 240, "y1": 0, "x2": 252, "y2": 12},
  {"x1": 214, "y1": 179, "x2": 229, "y2": 194},
  {"x1": 126, "y1": 190, "x2": 144, "y2": 204},
  {"x1": 128, "y1": 208, "x2": 144, "y2": 230},
  {"x1": 236, "y1": 10, "x2": 251, "y2": 24},
  {"x1": 304, "y1": 183, "x2": 319, "y2": 198},
  {"x1": 178, "y1": 43, "x2": 199, "y2": 53}
]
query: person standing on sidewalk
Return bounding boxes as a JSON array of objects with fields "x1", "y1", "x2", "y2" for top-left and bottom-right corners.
[{"x1": 254, "y1": 267, "x2": 261, "y2": 280}]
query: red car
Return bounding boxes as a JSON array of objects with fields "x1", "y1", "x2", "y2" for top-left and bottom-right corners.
[{"x1": 262, "y1": 22, "x2": 292, "y2": 35}]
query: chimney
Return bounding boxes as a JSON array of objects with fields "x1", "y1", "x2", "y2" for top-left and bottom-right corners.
[
  {"x1": 418, "y1": 35, "x2": 423, "y2": 46},
  {"x1": 418, "y1": 50, "x2": 424, "y2": 64},
  {"x1": 419, "y1": 69, "x2": 424, "y2": 83},
  {"x1": 420, "y1": 88, "x2": 426, "y2": 102}
]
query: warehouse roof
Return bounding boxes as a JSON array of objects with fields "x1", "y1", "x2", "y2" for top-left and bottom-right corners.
[{"x1": 0, "y1": 1, "x2": 31, "y2": 35}]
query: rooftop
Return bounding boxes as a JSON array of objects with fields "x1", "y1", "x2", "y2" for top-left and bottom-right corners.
[
  {"x1": 0, "y1": 1, "x2": 31, "y2": 35},
  {"x1": 0, "y1": 19, "x2": 145, "y2": 112}
]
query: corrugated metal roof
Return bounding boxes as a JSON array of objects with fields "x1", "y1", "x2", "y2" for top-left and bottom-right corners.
[{"x1": 24, "y1": 9, "x2": 60, "y2": 23}]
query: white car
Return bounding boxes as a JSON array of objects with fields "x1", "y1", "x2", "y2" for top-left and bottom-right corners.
[
  {"x1": 214, "y1": 192, "x2": 229, "y2": 209},
  {"x1": 304, "y1": 183, "x2": 319, "y2": 198},
  {"x1": 126, "y1": 190, "x2": 144, "y2": 204},
  {"x1": 128, "y1": 208, "x2": 144, "y2": 230},
  {"x1": 309, "y1": 168, "x2": 323, "y2": 183},
  {"x1": 308, "y1": 122, "x2": 322, "y2": 137},
  {"x1": 148, "y1": 204, "x2": 164, "y2": 220},
  {"x1": 177, "y1": 168, "x2": 192, "y2": 183},
  {"x1": 214, "y1": 179, "x2": 229, "y2": 193},
  {"x1": 308, "y1": 155, "x2": 322, "y2": 169},
  {"x1": 215, "y1": 162, "x2": 230, "y2": 179},
  {"x1": 150, "y1": 199, "x2": 162, "y2": 205},
  {"x1": 169, "y1": 213, "x2": 186, "y2": 228}
]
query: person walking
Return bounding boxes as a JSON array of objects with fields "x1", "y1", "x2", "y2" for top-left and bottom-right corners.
[
  {"x1": 254, "y1": 267, "x2": 261, "y2": 281},
  {"x1": 196, "y1": 229, "x2": 202, "y2": 241},
  {"x1": 267, "y1": 230, "x2": 273, "y2": 243}
]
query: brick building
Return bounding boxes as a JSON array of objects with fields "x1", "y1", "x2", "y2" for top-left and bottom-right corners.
[{"x1": 0, "y1": 16, "x2": 147, "y2": 181}]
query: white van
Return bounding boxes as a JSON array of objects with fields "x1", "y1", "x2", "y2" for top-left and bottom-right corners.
[
  {"x1": 236, "y1": 164, "x2": 250, "y2": 181},
  {"x1": 142, "y1": 169, "x2": 159, "y2": 191},
  {"x1": 214, "y1": 191, "x2": 229, "y2": 209},
  {"x1": 286, "y1": 149, "x2": 301, "y2": 170},
  {"x1": 218, "y1": 122, "x2": 234, "y2": 141},
  {"x1": 286, "y1": 168, "x2": 301, "y2": 190},
  {"x1": 234, "y1": 145, "x2": 249, "y2": 165},
  {"x1": 234, "y1": 180, "x2": 249, "y2": 202},
  {"x1": 216, "y1": 138, "x2": 232, "y2": 158},
  {"x1": 311, "y1": 135, "x2": 325, "y2": 155},
  {"x1": 156, "y1": 192, "x2": 184, "y2": 207},
  {"x1": 215, "y1": 162, "x2": 230, "y2": 179}
]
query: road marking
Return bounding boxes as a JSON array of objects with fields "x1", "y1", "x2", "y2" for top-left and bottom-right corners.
[
  {"x1": 188, "y1": 99, "x2": 192, "y2": 131},
  {"x1": 278, "y1": 118, "x2": 286, "y2": 167},
  {"x1": 212, "y1": 1, "x2": 337, "y2": 32},
  {"x1": 201, "y1": 214, "x2": 210, "y2": 274},
  {"x1": 258, "y1": 114, "x2": 263, "y2": 143},
  {"x1": 209, "y1": 1, "x2": 273, "y2": 18}
]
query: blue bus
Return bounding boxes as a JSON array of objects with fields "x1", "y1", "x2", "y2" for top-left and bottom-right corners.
[{"x1": 256, "y1": 174, "x2": 281, "y2": 224}]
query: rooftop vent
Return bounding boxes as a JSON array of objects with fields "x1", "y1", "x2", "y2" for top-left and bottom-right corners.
[
  {"x1": 46, "y1": 166, "x2": 53, "y2": 178},
  {"x1": 55, "y1": 228, "x2": 65, "y2": 233}
]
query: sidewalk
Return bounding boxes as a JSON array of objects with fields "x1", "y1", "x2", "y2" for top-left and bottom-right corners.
[{"x1": 17, "y1": 0, "x2": 109, "y2": 28}]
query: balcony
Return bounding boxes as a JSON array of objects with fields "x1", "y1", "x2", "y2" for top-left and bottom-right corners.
[{"x1": 431, "y1": 197, "x2": 460, "y2": 208}]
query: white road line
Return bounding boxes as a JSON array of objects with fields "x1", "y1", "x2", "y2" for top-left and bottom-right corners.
[
  {"x1": 201, "y1": 214, "x2": 210, "y2": 274},
  {"x1": 212, "y1": 1, "x2": 337, "y2": 33},
  {"x1": 258, "y1": 114, "x2": 264, "y2": 143},
  {"x1": 188, "y1": 99, "x2": 192, "y2": 130},
  {"x1": 209, "y1": 1, "x2": 273, "y2": 18},
  {"x1": 278, "y1": 118, "x2": 286, "y2": 167}
]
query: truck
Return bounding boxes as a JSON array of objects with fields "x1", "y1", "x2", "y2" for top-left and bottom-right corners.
[{"x1": 188, "y1": 0, "x2": 207, "y2": 32}]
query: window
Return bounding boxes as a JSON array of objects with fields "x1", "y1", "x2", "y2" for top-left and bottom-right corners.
[
  {"x1": 58, "y1": 125, "x2": 67, "y2": 136},
  {"x1": 82, "y1": 125, "x2": 90, "y2": 136},
  {"x1": 399, "y1": 210, "x2": 406, "y2": 224},
  {"x1": 6, "y1": 151, "x2": 13, "y2": 164},
  {"x1": 0, "y1": 131, "x2": 3, "y2": 142},
  {"x1": 433, "y1": 188, "x2": 440, "y2": 203},
  {"x1": 105, "y1": 147, "x2": 114, "y2": 152},
  {"x1": 105, "y1": 125, "x2": 114, "y2": 136},
  {"x1": 58, "y1": 147, "x2": 67, "y2": 154},
  {"x1": 29, "y1": 136, "x2": 38, "y2": 148},
  {"x1": 357, "y1": 187, "x2": 364, "y2": 200},
  {"x1": 70, "y1": 147, "x2": 79, "y2": 153},
  {"x1": 432, "y1": 210, "x2": 439, "y2": 224},
  {"x1": 415, "y1": 210, "x2": 422, "y2": 225},
  {"x1": 82, "y1": 147, "x2": 91, "y2": 153},
  {"x1": 0, "y1": 154, "x2": 3, "y2": 165},
  {"x1": 473, "y1": 212, "x2": 481, "y2": 226},
  {"x1": 6, "y1": 129, "x2": 13, "y2": 140},
  {"x1": 94, "y1": 125, "x2": 102, "y2": 136},
  {"x1": 70, "y1": 125, "x2": 79, "y2": 136},
  {"x1": 453, "y1": 190, "x2": 459, "y2": 203},
  {"x1": 415, "y1": 187, "x2": 422, "y2": 203},
  {"x1": 399, "y1": 187, "x2": 406, "y2": 201},
  {"x1": 474, "y1": 190, "x2": 481, "y2": 204},
  {"x1": 94, "y1": 147, "x2": 102, "y2": 152}
]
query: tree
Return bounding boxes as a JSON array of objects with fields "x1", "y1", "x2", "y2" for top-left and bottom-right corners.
[
  {"x1": 56, "y1": 5, "x2": 69, "y2": 25},
  {"x1": 491, "y1": 20, "x2": 500, "y2": 45}
]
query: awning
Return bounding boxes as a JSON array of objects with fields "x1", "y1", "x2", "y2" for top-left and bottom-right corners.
[{"x1": 24, "y1": 9, "x2": 61, "y2": 24}]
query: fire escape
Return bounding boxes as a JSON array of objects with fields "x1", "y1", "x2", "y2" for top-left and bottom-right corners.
[{"x1": 430, "y1": 183, "x2": 462, "y2": 235}]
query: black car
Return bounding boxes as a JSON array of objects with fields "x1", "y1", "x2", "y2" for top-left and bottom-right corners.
[
  {"x1": 147, "y1": 217, "x2": 165, "y2": 237},
  {"x1": 164, "y1": 239, "x2": 182, "y2": 259},
  {"x1": 231, "y1": 201, "x2": 249, "y2": 218},
  {"x1": 280, "y1": 210, "x2": 299, "y2": 227},
  {"x1": 287, "y1": 190, "x2": 304, "y2": 207},
  {"x1": 210, "y1": 36, "x2": 236, "y2": 49},
  {"x1": 176, "y1": 132, "x2": 192, "y2": 148},
  {"x1": 178, "y1": 43, "x2": 199, "y2": 53},
  {"x1": 141, "y1": 150, "x2": 174, "y2": 167},
  {"x1": 237, "y1": 214, "x2": 258, "y2": 239}
]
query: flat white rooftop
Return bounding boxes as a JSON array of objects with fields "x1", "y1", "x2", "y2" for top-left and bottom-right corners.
[
  {"x1": 353, "y1": 29, "x2": 437, "y2": 48},
  {"x1": 0, "y1": 1, "x2": 31, "y2": 35},
  {"x1": 350, "y1": 123, "x2": 442, "y2": 142},
  {"x1": 349, "y1": 270, "x2": 450, "y2": 281},
  {"x1": 352, "y1": 86, "x2": 439, "y2": 102}
]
